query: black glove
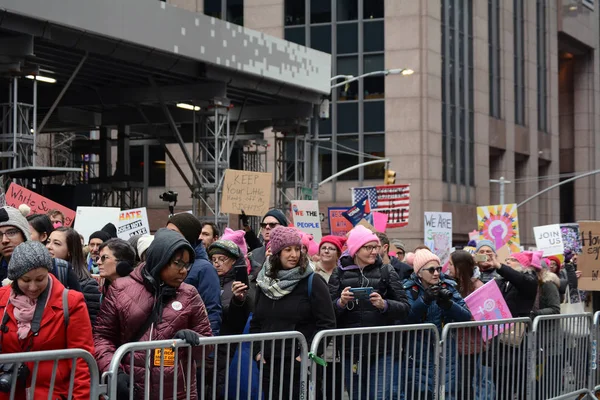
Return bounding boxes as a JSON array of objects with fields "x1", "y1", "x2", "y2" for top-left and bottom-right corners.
[
  {"x1": 174, "y1": 329, "x2": 201, "y2": 346},
  {"x1": 116, "y1": 370, "x2": 132, "y2": 400},
  {"x1": 529, "y1": 310, "x2": 539, "y2": 319},
  {"x1": 239, "y1": 210, "x2": 250, "y2": 227},
  {"x1": 423, "y1": 286, "x2": 439, "y2": 305},
  {"x1": 436, "y1": 287, "x2": 453, "y2": 309}
]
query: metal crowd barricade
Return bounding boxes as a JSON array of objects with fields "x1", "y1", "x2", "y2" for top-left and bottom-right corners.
[
  {"x1": 0, "y1": 348, "x2": 100, "y2": 400},
  {"x1": 592, "y1": 311, "x2": 600, "y2": 394},
  {"x1": 441, "y1": 317, "x2": 532, "y2": 400},
  {"x1": 308, "y1": 323, "x2": 439, "y2": 400},
  {"x1": 101, "y1": 331, "x2": 309, "y2": 400},
  {"x1": 530, "y1": 313, "x2": 594, "y2": 400}
]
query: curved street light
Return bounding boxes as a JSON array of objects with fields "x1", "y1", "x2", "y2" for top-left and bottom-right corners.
[{"x1": 330, "y1": 68, "x2": 414, "y2": 89}]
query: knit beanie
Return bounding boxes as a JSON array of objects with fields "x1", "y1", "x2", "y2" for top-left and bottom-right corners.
[
  {"x1": 262, "y1": 209, "x2": 288, "y2": 226},
  {"x1": 101, "y1": 223, "x2": 118, "y2": 239},
  {"x1": 8, "y1": 241, "x2": 52, "y2": 280},
  {"x1": 510, "y1": 251, "x2": 534, "y2": 269},
  {"x1": 476, "y1": 239, "x2": 496, "y2": 253},
  {"x1": 269, "y1": 226, "x2": 302, "y2": 255},
  {"x1": 391, "y1": 239, "x2": 406, "y2": 252},
  {"x1": 413, "y1": 248, "x2": 441, "y2": 274},
  {"x1": 89, "y1": 230, "x2": 111, "y2": 243},
  {"x1": 167, "y1": 213, "x2": 203, "y2": 247},
  {"x1": 298, "y1": 231, "x2": 319, "y2": 257},
  {"x1": 346, "y1": 225, "x2": 380, "y2": 257},
  {"x1": 530, "y1": 250, "x2": 544, "y2": 270},
  {"x1": 221, "y1": 228, "x2": 248, "y2": 256},
  {"x1": 319, "y1": 235, "x2": 346, "y2": 254},
  {"x1": 546, "y1": 255, "x2": 562, "y2": 272},
  {"x1": 466, "y1": 240, "x2": 478, "y2": 248},
  {"x1": 405, "y1": 252, "x2": 415, "y2": 266},
  {"x1": 144, "y1": 228, "x2": 195, "y2": 280},
  {"x1": 462, "y1": 246, "x2": 477, "y2": 255},
  {"x1": 137, "y1": 235, "x2": 155, "y2": 259},
  {"x1": 0, "y1": 206, "x2": 31, "y2": 242},
  {"x1": 208, "y1": 240, "x2": 241, "y2": 260}
]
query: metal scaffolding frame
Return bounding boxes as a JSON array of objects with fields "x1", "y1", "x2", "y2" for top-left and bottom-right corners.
[
  {"x1": 242, "y1": 138, "x2": 268, "y2": 231},
  {"x1": 275, "y1": 133, "x2": 307, "y2": 210}
]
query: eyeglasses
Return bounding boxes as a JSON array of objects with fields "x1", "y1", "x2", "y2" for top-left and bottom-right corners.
[
  {"x1": 260, "y1": 222, "x2": 279, "y2": 229},
  {"x1": 211, "y1": 257, "x2": 230, "y2": 265},
  {"x1": 397, "y1": 251, "x2": 405, "y2": 256},
  {"x1": 505, "y1": 257, "x2": 518, "y2": 263},
  {"x1": 361, "y1": 245, "x2": 381, "y2": 253},
  {"x1": 320, "y1": 247, "x2": 338, "y2": 253},
  {"x1": 422, "y1": 266, "x2": 442, "y2": 274},
  {"x1": 98, "y1": 255, "x2": 118, "y2": 263},
  {"x1": 171, "y1": 259, "x2": 193, "y2": 272},
  {"x1": 0, "y1": 229, "x2": 20, "y2": 239}
]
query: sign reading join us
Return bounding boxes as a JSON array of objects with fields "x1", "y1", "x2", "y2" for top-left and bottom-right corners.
[{"x1": 5, "y1": 183, "x2": 76, "y2": 226}]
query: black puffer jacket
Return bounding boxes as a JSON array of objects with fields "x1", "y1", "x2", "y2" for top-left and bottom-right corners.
[
  {"x1": 80, "y1": 276, "x2": 101, "y2": 326},
  {"x1": 496, "y1": 264, "x2": 538, "y2": 318},
  {"x1": 328, "y1": 252, "x2": 410, "y2": 329}
]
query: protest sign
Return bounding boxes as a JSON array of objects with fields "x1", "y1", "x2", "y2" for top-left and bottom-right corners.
[
  {"x1": 291, "y1": 200, "x2": 322, "y2": 242},
  {"x1": 464, "y1": 280, "x2": 513, "y2": 340},
  {"x1": 221, "y1": 169, "x2": 272, "y2": 217},
  {"x1": 577, "y1": 221, "x2": 600, "y2": 291},
  {"x1": 424, "y1": 212, "x2": 452, "y2": 266},
  {"x1": 352, "y1": 184, "x2": 411, "y2": 228},
  {"x1": 533, "y1": 224, "x2": 564, "y2": 256},
  {"x1": 373, "y1": 212, "x2": 388, "y2": 233},
  {"x1": 5, "y1": 183, "x2": 76, "y2": 226},
  {"x1": 118, "y1": 208, "x2": 150, "y2": 239},
  {"x1": 561, "y1": 223, "x2": 581, "y2": 254},
  {"x1": 477, "y1": 204, "x2": 520, "y2": 253},
  {"x1": 342, "y1": 197, "x2": 373, "y2": 226},
  {"x1": 74, "y1": 207, "x2": 120, "y2": 245},
  {"x1": 328, "y1": 208, "x2": 353, "y2": 237}
]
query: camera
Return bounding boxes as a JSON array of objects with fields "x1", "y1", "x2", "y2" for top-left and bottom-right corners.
[
  {"x1": 0, "y1": 363, "x2": 29, "y2": 392},
  {"x1": 431, "y1": 285, "x2": 453, "y2": 302},
  {"x1": 159, "y1": 191, "x2": 178, "y2": 203}
]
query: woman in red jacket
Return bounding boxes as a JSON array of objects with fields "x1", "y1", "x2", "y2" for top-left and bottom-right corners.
[
  {"x1": 0, "y1": 241, "x2": 94, "y2": 399},
  {"x1": 94, "y1": 228, "x2": 213, "y2": 400}
]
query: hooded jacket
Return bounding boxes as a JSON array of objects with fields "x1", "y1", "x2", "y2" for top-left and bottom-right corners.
[
  {"x1": 185, "y1": 242, "x2": 222, "y2": 336},
  {"x1": 534, "y1": 271, "x2": 561, "y2": 317},
  {"x1": 496, "y1": 264, "x2": 538, "y2": 318}
]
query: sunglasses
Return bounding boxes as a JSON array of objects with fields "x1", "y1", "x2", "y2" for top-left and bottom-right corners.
[
  {"x1": 422, "y1": 266, "x2": 442, "y2": 274},
  {"x1": 98, "y1": 255, "x2": 119, "y2": 263},
  {"x1": 260, "y1": 222, "x2": 279, "y2": 229}
]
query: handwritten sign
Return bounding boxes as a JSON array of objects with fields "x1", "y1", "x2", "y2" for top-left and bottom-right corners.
[
  {"x1": 5, "y1": 183, "x2": 75, "y2": 226},
  {"x1": 74, "y1": 207, "x2": 120, "y2": 245},
  {"x1": 533, "y1": 224, "x2": 564, "y2": 256},
  {"x1": 118, "y1": 207, "x2": 150, "y2": 239},
  {"x1": 464, "y1": 280, "x2": 513, "y2": 340},
  {"x1": 424, "y1": 212, "x2": 453, "y2": 266},
  {"x1": 328, "y1": 208, "x2": 353, "y2": 237},
  {"x1": 291, "y1": 200, "x2": 322, "y2": 242},
  {"x1": 220, "y1": 169, "x2": 272, "y2": 217},
  {"x1": 577, "y1": 221, "x2": 600, "y2": 291}
]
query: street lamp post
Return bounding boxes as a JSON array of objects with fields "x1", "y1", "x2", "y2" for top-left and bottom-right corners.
[{"x1": 310, "y1": 68, "x2": 414, "y2": 200}]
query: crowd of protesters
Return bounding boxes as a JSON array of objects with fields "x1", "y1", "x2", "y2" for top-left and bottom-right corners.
[{"x1": 0, "y1": 204, "x2": 585, "y2": 399}]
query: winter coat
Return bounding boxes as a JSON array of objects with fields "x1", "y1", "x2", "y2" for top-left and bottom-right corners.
[
  {"x1": 94, "y1": 266, "x2": 214, "y2": 400},
  {"x1": 80, "y1": 276, "x2": 101, "y2": 327},
  {"x1": 533, "y1": 271, "x2": 562, "y2": 356},
  {"x1": 328, "y1": 253, "x2": 410, "y2": 329},
  {"x1": 248, "y1": 245, "x2": 267, "y2": 274},
  {"x1": 455, "y1": 279, "x2": 487, "y2": 355},
  {"x1": 390, "y1": 256, "x2": 413, "y2": 280},
  {"x1": 250, "y1": 269, "x2": 336, "y2": 360},
  {"x1": 185, "y1": 243, "x2": 222, "y2": 336},
  {"x1": 479, "y1": 267, "x2": 500, "y2": 284},
  {"x1": 0, "y1": 274, "x2": 94, "y2": 400},
  {"x1": 495, "y1": 264, "x2": 538, "y2": 318}
]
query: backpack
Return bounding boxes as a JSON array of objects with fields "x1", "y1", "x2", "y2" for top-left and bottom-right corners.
[
  {"x1": 307, "y1": 273, "x2": 315, "y2": 298},
  {"x1": 52, "y1": 258, "x2": 71, "y2": 289}
]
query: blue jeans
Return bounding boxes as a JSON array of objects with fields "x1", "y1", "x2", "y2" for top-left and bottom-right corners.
[{"x1": 343, "y1": 353, "x2": 397, "y2": 399}]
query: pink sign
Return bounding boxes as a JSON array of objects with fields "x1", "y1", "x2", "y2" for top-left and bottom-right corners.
[
  {"x1": 373, "y1": 212, "x2": 388, "y2": 233},
  {"x1": 464, "y1": 280, "x2": 513, "y2": 340}
]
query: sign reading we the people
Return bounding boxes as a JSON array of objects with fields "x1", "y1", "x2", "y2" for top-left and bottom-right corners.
[
  {"x1": 220, "y1": 169, "x2": 272, "y2": 217},
  {"x1": 291, "y1": 200, "x2": 322, "y2": 242},
  {"x1": 577, "y1": 221, "x2": 600, "y2": 291}
]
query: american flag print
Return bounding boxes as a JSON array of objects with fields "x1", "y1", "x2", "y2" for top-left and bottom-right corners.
[{"x1": 351, "y1": 184, "x2": 411, "y2": 228}]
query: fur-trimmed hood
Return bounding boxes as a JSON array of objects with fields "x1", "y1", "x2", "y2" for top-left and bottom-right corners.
[{"x1": 540, "y1": 270, "x2": 560, "y2": 288}]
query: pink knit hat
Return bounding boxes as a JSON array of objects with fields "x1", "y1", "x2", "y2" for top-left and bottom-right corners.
[
  {"x1": 298, "y1": 232, "x2": 319, "y2": 257},
  {"x1": 405, "y1": 252, "x2": 415, "y2": 266},
  {"x1": 510, "y1": 251, "x2": 534, "y2": 269},
  {"x1": 269, "y1": 226, "x2": 302, "y2": 255},
  {"x1": 530, "y1": 250, "x2": 545, "y2": 270},
  {"x1": 346, "y1": 225, "x2": 380, "y2": 257},
  {"x1": 413, "y1": 249, "x2": 441, "y2": 274},
  {"x1": 221, "y1": 228, "x2": 248, "y2": 256}
]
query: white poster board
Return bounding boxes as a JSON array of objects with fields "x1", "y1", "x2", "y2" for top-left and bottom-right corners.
[
  {"x1": 291, "y1": 200, "x2": 322, "y2": 242},
  {"x1": 118, "y1": 208, "x2": 150, "y2": 239},
  {"x1": 424, "y1": 212, "x2": 453, "y2": 266},
  {"x1": 533, "y1": 224, "x2": 565, "y2": 256},
  {"x1": 75, "y1": 207, "x2": 121, "y2": 244}
]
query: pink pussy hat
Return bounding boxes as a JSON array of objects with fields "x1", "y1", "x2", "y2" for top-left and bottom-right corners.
[{"x1": 221, "y1": 228, "x2": 248, "y2": 256}]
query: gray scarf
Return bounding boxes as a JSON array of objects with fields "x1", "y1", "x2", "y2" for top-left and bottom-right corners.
[{"x1": 256, "y1": 260, "x2": 313, "y2": 300}]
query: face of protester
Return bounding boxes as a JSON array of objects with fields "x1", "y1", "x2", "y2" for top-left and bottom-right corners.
[
  {"x1": 418, "y1": 260, "x2": 442, "y2": 287},
  {"x1": 477, "y1": 246, "x2": 495, "y2": 270},
  {"x1": 279, "y1": 246, "x2": 301, "y2": 269},
  {"x1": 396, "y1": 248, "x2": 406, "y2": 262},
  {"x1": 49, "y1": 215, "x2": 64, "y2": 226},
  {"x1": 200, "y1": 226, "x2": 217, "y2": 248},
  {"x1": 319, "y1": 244, "x2": 338, "y2": 264},
  {"x1": 504, "y1": 256, "x2": 523, "y2": 270},
  {"x1": 549, "y1": 260, "x2": 559, "y2": 274},
  {"x1": 211, "y1": 254, "x2": 236, "y2": 276},
  {"x1": 355, "y1": 241, "x2": 380, "y2": 267},
  {"x1": 47, "y1": 231, "x2": 69, "y2": 260},
  {"x1": 89, "y1": 238, "x2": 104, "y2": 258},
  {"x1": 28, "y1": 225, "x2": 48, "y2": 244},
  {"x1": 261, "y1": 216, "x2": 280, "y2": 242},
  {"x1": 18, "y1": 268, "x2": 49, "y2": 300},
  {"x1": 98, "y1": 246, "x2": 119, "y2": 281},
  {"x1": 447, "y1": 257, "x2": 456, "y2": 278},
  {"x1": 0, "y1": 226, "x2": 25, "y2": 260},
  {"x1": 160, "y1": 250, "x2": 192, "y2": 288}
]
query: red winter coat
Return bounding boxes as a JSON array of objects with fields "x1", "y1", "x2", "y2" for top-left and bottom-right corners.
[
  {"x1": 94, "y1": 266, "x2": 213, "y2": 400},
  {"x1": 0, "y1": 274, "x2": 94, "y2": 400}
]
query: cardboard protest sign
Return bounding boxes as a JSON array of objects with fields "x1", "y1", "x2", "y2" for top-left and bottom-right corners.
[
  {"x1": 291, "y1": 200, "x2": 322, "y2": 242},
  {"x1": 477, "y1": 204, "x2": 520, "y2": 253},
  {"x1": 533, "y1": 224, "x2": 564, "y2": 256},
  {"x1": 464, "y1": 280, "x2": 513, "y2": 340},
  {"x1": 5, "y1": 183, "x2": 75, "y2": 226},
  {"x1": 576, "y1": 221, "x2": 600, "y2": 291},
  {"x1": 118, "y1": 208, "x2": 150, "y2": 239},
  {"x1": 424, "y1": 212, "x2": 452, "y2": 266},
  {"x1": 221, "y1": 169, "x2": 272, "y2": 217},
  {"x1": 74, "y1": 207, "x2": 121, "y2": 245},
  {"x1": 328, "y1": 208, "x2": 353, "y2": 237}
]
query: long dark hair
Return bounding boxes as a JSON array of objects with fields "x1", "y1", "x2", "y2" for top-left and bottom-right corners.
[
  {"x1": 451, "y1": 250, "x2": 477, "y2": 298},
  {"x1": 267, "y1": 249, "x2": 309, "y2": 279},
  {"x1": 55, "y1": 227, "x2": 90, "y2": 280},
  {"x1": 27, "y1": 214, "x2": 55, "y2": 244}
]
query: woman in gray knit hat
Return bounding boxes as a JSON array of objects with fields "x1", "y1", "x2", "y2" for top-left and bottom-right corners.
[{"x1": 0, "y1": 241, "x2": 94, "y2": 399}]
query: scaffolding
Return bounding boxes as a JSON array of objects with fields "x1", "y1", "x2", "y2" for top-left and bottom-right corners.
[
  {"x1": 274, "y1": 133, "x2": 307, "y2": 210},
  {"x1": 241, "y1": 138, "x2": 268, "y2": 231}
]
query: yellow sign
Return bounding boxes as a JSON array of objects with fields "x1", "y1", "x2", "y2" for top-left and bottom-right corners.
[
  {"x1": 153, "y1": 348, "x2": 175, "y2": 367},
  {"x1": 476, "y1": 204, "x2": 520, "y2": 253}
]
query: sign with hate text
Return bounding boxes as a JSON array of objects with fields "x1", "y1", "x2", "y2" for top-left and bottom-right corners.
[
  {"x1": 117, "y1": 207, "x2": 150, "y2": 239},
  {"x1": 220, "y1": 169, "x2": 272, "y2": 217}
]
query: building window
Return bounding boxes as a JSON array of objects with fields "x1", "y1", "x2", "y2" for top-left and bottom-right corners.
[
  {"x1": 130, "y1": 145, "x2": 166, "y2": 187},
  {"x1": 204, "y1": 0, "x2": 243, "y2": 25},
  {"x1": 442, "y1": 0, "x2": 474, "y2": 200},
  {"x1": 514, "y1": 0, "x2": 525, "y2": 126},
  {"x1": 488, "y1": 0, "x2": 501, "y2": 118},
  {"x1": 536, "y1": 0, "x2": 548, "y2": 132}
]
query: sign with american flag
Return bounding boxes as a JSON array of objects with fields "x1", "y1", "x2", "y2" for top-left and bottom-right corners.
[{"x1": 351, "y1": 184, "x2": 411, "y2": 228}]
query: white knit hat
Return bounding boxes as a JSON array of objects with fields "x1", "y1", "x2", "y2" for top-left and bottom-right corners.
[{"x1": 0, "y1": 206, "x2": 31, "y2": 241}]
